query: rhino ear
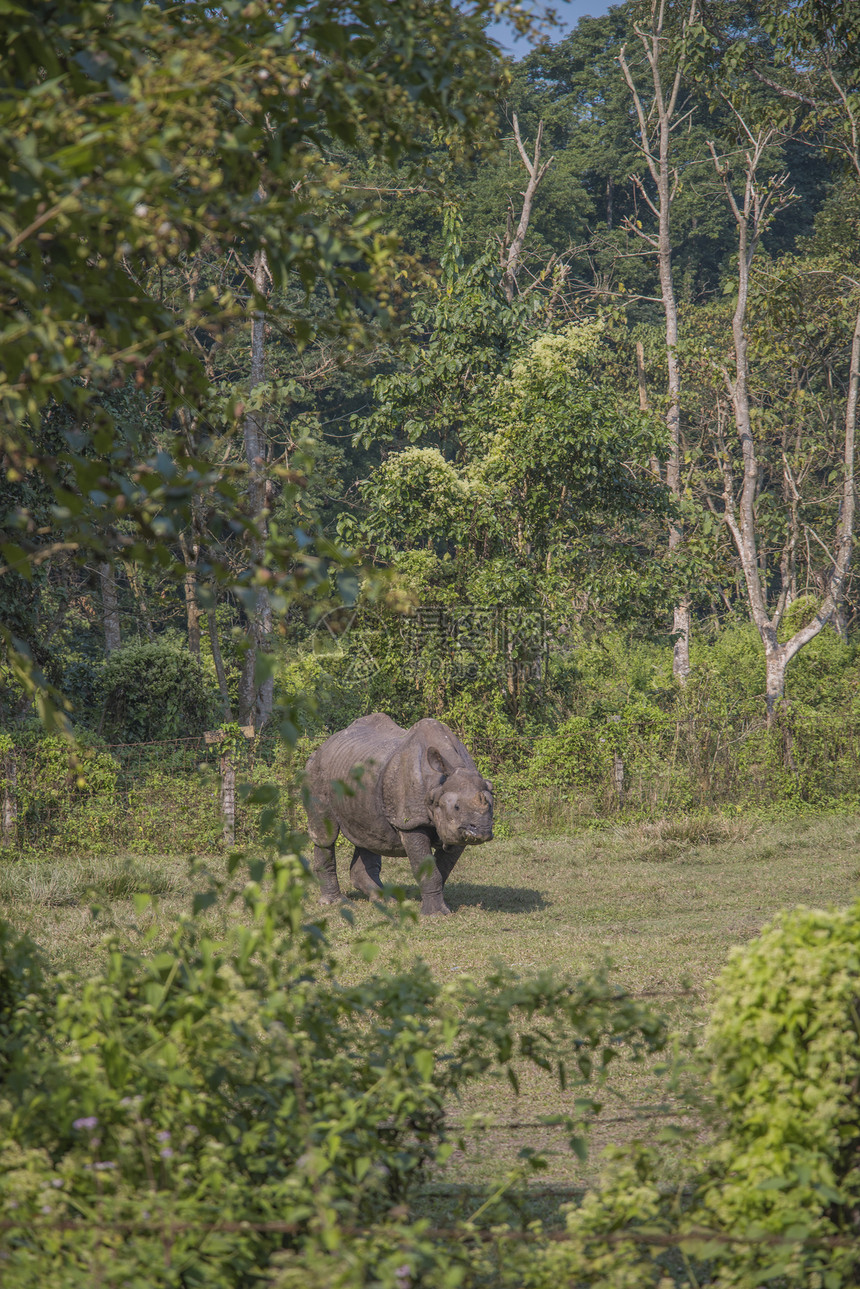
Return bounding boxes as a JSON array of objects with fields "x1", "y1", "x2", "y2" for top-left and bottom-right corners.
[{"x1": 427, "y1": 747, "x2": 452, "y2": 777}]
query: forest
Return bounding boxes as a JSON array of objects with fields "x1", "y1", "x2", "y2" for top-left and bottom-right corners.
[
  {"x1": 5, "y1": 0, "x2": 860, "y2": 825},
  {"x1": 3, "y1": 0, "x2": 860, "y2": 1284}
]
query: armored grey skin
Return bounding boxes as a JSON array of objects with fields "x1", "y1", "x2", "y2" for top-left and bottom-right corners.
[{"x1": 305, "y1": 714, "x2": 494, "y2": 916}]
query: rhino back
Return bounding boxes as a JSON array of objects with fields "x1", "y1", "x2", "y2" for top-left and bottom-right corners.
[{"x1": 306, "y1": 715, "x2": 407, "y2": 852}]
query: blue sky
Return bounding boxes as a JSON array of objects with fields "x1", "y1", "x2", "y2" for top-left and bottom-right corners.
[{"x1": 487, "y1": 0, "x2": 615, "y2": 56}]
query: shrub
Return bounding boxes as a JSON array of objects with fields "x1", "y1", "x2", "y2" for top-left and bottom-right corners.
[
  {"x1": 101, "y1": 641, "x2": 218, "y2": 743},
  {"x1": 557, "y1": 900, "x2": 860, "y2": 1286},
  {"x1": 492, "y1": 900, "x2": 860, "y2": 1288},
  {"x1": 11, "y1": 734, "x2": 121, "y2": 852},
  {"x1": 0, "y1": 850, "x2": 665, "y2": 1286},
  {"x1": 530, "y1": 716, "x2": 611, "y2": 795},
  {"x1": 690, "y1": 901, "x2": 860, "y2": 1285}
]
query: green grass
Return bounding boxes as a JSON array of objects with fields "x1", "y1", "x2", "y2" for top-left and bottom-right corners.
[{"x1": 3, "y1": 811, "x2": 859, "y2": 1204}]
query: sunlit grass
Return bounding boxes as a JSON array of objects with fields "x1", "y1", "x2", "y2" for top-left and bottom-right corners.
[{"x1": 4, "y1": 811, "x2": 859, "y2": 1198}]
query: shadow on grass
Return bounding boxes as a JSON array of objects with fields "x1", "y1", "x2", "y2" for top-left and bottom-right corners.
[
  {"x1": 345, "y1": 881, "x2": 549, "y2": 913},
  {"x1": 414, "y1": 1182, "x2": 582, "y2": 1228},
  {"x1": 444, "y1": 883, "x2": 549, "y2": 913}
]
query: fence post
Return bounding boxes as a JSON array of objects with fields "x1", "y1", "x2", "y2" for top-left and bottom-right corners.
[
  {"x1": 1, "y1": 746, "x2": 18, "y2": 850},
  {"x1": 608, "y1": 715, "x2": 624, "y2": 808},
  {"x1": 612, "y1": 751, "x2": 625, "y2": 806},
  {"x1": 220, "y1": 750, "x2": 236, "y2": 846},
  {"x1": 206, "y1": 726, "x2": 254, "y2": 847}
]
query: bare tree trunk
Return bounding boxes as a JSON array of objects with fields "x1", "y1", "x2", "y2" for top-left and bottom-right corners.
[
  {"x1": 174, "y1": 410, "x2": 205, "y2": 661},
  {"x1": 128, "y1": 565, "x2": 155, "y2": 642},
  {"x1": 612, "y1": 751, "x2": 625, "y2": 806},
  {"x1": 709, "y1": 127, "x2": 856, "y2": 727},
  {"x1": 99, "y1": 561, "x2": 121, "y2": 655},
  {"x1": 208, "y1": 604, "x2": 234, "y2": 722},
  {"x1": 619, "y1": 0, "x2": 698, "y2": 684},
  {"x1": 764, "y1": 650, "x2": 789, "y2": 722},
  {"x1": 500, "y1": 115, "x2": 554, "y2": 304},
  {"x1": 636, "y1": 340, "x2": 649, "y2": 412},
  {"x1": 178, "y1": 532, "x2": 201, "y2": 660},
  {"x1": 237, "y1": 242, "x2": 274, "y2": 730},
  {"x1": 637, "y1": 341, "x2": 663, "y2": 481}
]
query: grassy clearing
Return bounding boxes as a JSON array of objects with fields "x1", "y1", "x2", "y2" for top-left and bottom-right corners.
[{"x1": 3, "y1": 812, "x2": 859, "y2": 1202}]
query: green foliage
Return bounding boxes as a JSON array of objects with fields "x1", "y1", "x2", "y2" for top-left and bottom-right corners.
[
  {"x1": 778, "y1": 595, "x2": 821, "y2": 642},
  {"x1": 0, "y1": 921, "x2": 46, "y2": 1089},
  {"x1": 346, "y1": 446, "x2": 473, "y2": 560},
  {"x1": 0, "y1": 0, "x2": 522, "y2": 734},
  {"x1": 513, "y1": 1145, "x2": 675, "y2": 1289},
  {"x1": 476, "y1": 320, "x2": 667, "y2": 555},
  {"x1": 347, "y1": 310, "x2": 672, "y2": 722},
  {"x1": 0, "y1": 856, "x2": 665, "y2": 1285},
  {"x1": 7, "y1": 733, "x2": 122, "y2": 853},
  {"x1": 456, "y1": 900, "x2": 860, "y2": 1288},
  {"x1": 353, "y1": 232, "x2": 536, "y2": 458},
  {"x1": 101, "y1": 642, "x2": 217, "y2": 744},
  {"x1": 1, "y1": 0, "x2": 513, "y2": 435},
  {"x1": 688, "y1": 901, "x2": 860, "y2": 1284},
  {"x1": 530, "y1": 716, "x2": 614, "y2": 794}
]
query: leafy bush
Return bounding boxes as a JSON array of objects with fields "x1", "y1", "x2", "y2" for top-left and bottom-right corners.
[
  {"x1": 692, "y1": 901, "x2": 860, "y2": 1285},
  {"x1": 9, "y1": 734, "x2": 120, "y2": 852},
  {"x1": 101, "y1": 642, "x2": 218, "y2": 743},
  {"x1": 527, "y1": 900, "x2": 860, "y2": 1288},
  {"x1": 0, "y1": 851, "x2": 666, "y2": 1286},
  {"x1": 530, "y1": 715, "x2": 612, "y2": 795}
]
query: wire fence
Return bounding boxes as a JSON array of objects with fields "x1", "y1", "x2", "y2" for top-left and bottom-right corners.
[
  {"x1": 5, "y1": 702, "x2": 860, "y2": 856},
  {"x1": 498, "y1": 705, "x2": 860, "y2": 829},
  {"x1": 0, "y1": 732, "x2": 306, "y2": 855},
  {"x1": 1, "y1": 1212, "x2": 857, "y2": 1250}
]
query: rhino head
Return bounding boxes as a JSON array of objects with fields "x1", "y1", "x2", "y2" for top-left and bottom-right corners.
[{"x1": 426, "y1": 747, "x2": 494, "y2": 848}]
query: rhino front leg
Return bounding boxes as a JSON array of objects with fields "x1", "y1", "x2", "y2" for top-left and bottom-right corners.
[
  {"x1": 350, "y1": 847, "x2": 384, "y2": 899},
  {"x1": 435, "y1": 844, "x2": 464, "y2": 887},
  {"x1": 312, "y1": 842, "x2": 342, "y2": 905},
  {"x1": 401, "y1": 829, "x2": 451, "y2": 916}
]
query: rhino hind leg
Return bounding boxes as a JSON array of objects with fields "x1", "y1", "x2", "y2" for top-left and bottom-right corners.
[
  {"x1": 349, "y1": 847, "x2": 384, "y2": 899},
  {"x1": 313, "y1": 841, "x2": 342, "y2": 905}
]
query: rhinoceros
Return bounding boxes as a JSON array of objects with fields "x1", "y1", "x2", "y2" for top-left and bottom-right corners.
[{"x1": 304, "y1": 714, "x2": 494, "y2": 916}]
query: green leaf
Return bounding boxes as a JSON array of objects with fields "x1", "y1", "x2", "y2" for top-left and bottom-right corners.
[
  {"x1": 413, "y1": 1048, "x2": 434, "y2": 1081},
  {"x1": 1, "y1": 544, "x2": 31, "y2": 580}
]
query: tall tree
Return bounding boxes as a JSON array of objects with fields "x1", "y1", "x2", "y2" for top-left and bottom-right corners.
[
  {"x1": 0, "y1": 0, "x2": 522, "y2": 728},
  {"x1": 707, "y1": 123, "x2": 858, "y2": 720},
  {"x1": 618, "y1": 0, "x2": 701, "y2": 683},
  {"x1": 499, "y1": 116, "x2": 555, "y2": 302},
  {"x1": 238, "y1": 245, "x2": 275, "y2": 729}
]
